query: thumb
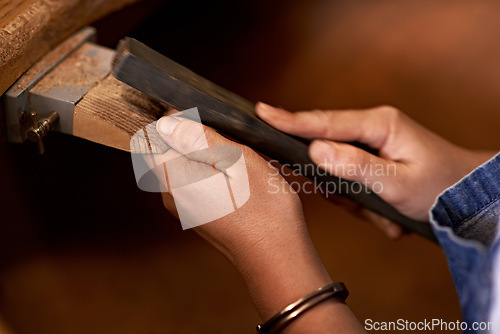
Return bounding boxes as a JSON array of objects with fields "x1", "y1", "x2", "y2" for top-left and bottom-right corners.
[
  {"x1": 156, "y1": 115, "x2": 251, "y2": 229},
  {"x1": 309, "y1": 139, "x2": 402, "y2": 192},
  {"x1": 157, "y1": 116, "x2": 210, "y2": 155},
  {"x1": 156, "y1": 115, "x2": 242, "y2": 169}
]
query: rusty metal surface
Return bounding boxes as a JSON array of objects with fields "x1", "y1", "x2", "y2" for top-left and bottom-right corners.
[
  {"x1": 3, "y1": 27, "x2": 96, "y2": 143},
  {"x1": 29, "y1": 42, "x2": 115, "y2": 136},
  {"x1": 3, "y1": 27, "x2": 116, "y2": 143}
]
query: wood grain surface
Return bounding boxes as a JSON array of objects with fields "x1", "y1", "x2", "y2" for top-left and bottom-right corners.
[
  {"x1": 73, "y1": 75, "x2": 170, "y2": 151},
  {"x1": 0, "y1": 0, "x2": 142, "y2": 95}
]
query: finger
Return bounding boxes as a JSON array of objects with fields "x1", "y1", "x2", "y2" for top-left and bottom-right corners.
[
  {"x1": 309, "y1": 139, "x2": 402, "y2": 189},
  {"x1": 151, "y1": 146, "x2": 235, "y2": 230},
  {"x1": 323, "y1": 194, "x2": 404, "y2": 239},
  {"x1": 157, "y1": 115, "x2": 236, "y2": 151},
  {"x1": 156, "y1": 115, "x2": 252, "y2": 228},
  {"x1": 360, "y1": 209, "x2": 404, "y2": 239},
  {"x1": 156, "y1": 115, "x2": 244, "y2": 170},
  {"x1": 256, "y1": 102, "x2": 399, "y2": 150},
  {"x1": 144, "y1": 146, "x2": 216, "y2": 194}
]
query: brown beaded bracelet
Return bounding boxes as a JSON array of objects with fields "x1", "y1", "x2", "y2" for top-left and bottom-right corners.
[{"x1": 256, "y1": 282, "x2": 349, "y2": 334}]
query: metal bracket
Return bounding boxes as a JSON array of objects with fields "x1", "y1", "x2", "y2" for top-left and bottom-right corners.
[{"x1": 3, "y1": 26, "x2": 115, "y2": 146}]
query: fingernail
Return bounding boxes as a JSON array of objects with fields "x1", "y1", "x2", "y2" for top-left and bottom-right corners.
[
  {"x1": 157, "y1": 116, "x2": 180, "y2": 136},
  {"x1": 256, "y1": 102, "x2": 275, "y2": 117},
  {"x1": 310, "y1": 140, "x2": 335, "y2": 162}
]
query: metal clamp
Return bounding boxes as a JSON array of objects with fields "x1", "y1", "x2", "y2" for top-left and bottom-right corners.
[{"x1": 27, "y1": 111, "x2": 59, "y2": 154}]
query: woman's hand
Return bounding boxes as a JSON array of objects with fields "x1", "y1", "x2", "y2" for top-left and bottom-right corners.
[
  {"x1": 154, "y1": 115, "x2": 307, "y2": 272},
  {"x1": 153, "y1": 115, "x2": 365, "y2": 332},
  {"x1": 256, "y1": 103, "x2": 495, "y2": 236}
]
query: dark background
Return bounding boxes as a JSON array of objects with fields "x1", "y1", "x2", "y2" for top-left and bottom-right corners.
[{"x1": 1, "y1": 0, "x2": 500, "y2": 333}]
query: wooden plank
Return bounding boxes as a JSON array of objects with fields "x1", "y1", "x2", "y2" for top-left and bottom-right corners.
[
  {"x1": 0, "y1": 0, "x2": 35, "y2": 29},
  {"x1": 0, "y1": 0, "x2": 141, "y2": 95},
  {"x1": 73, "y1": 75, "x2": 171, "y2": 151}
]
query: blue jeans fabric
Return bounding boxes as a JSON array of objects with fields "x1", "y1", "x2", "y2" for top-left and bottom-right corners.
[{"x1": 430, "y1": 152, "x2": 500, "y2": 331}]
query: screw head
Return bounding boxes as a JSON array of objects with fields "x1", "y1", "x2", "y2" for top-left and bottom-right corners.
[
  {"x1": 27, "y1": 129, "x2": 41, "y2": 142},
  {"x1": 19, "y1": 111, "x2": 28, "y2": 124}
]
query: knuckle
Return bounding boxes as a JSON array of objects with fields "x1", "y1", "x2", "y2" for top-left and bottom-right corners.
[
  {"x1": 376, "y1": 105, "x2": 401, "y2": 122},
  {"x1": 313, "y1": 110, "x2": 334, "y2": 137},
  {"x1": 338, "y1": 145, "x2": 363, "y2": 166},
  {"x1": 380, "y1": 182, "x2": 404, "y2": 206},
  {"x1": 239, "y1": 145, "x2": 266, "y2": 170},
  {"x1": 377, "y1": 105, "x2": 399, "y2": 114},
  {"x1": 239, "y1": 145, "x2": 254, "y2": 158},
  {"x1": 380, "y1": 185, "x2": 397, "y2": 202},
  {"x1": 369, "y1": 105, "x2": 401, "y2": 146},
  {"x1": 192, "y1": 132, "x2": 208, "y2": 150},
  {"x1": 174, "y1": 121, "x2": 207, "y2": 153}
]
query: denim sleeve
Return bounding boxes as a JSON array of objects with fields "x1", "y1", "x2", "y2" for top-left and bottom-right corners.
[{"x1": 430, "y1": 152, "x2": 500, "y2": 328}]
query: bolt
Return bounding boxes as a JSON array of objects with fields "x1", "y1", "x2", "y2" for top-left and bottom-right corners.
[{"x1": 19, "y1": 111, "x2": 28, "y2": 124}]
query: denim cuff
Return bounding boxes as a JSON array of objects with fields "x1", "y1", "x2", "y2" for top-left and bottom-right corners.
[
  {"x1": 430, "y1": 152, "x2": 500, "y2": 325},
  {"x1": 432, "y1": 152, "x2": 500, "y2": 246}
]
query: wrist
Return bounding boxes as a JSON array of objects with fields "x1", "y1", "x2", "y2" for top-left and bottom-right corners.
[
  {"x1": 470, "y1": 150, "x2": 497, "y2": 168},
  {"x1": 230, "y1": 225, "x2": 333, "y2": 320}
]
